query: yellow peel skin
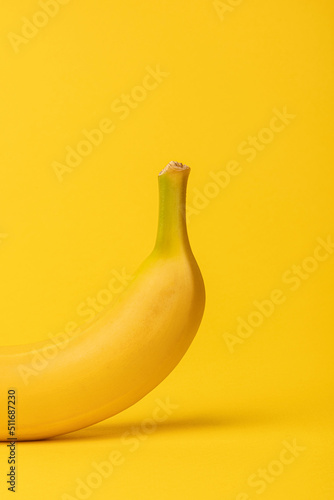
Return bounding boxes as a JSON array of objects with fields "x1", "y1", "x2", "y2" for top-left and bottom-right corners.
[{"x1": 0, "y1": 162, "x2": 205, "y2": 441}]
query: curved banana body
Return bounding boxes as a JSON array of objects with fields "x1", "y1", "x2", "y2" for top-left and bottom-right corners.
[{"x1": 0, "y1": 162, "x2": 205, "y2": 441}]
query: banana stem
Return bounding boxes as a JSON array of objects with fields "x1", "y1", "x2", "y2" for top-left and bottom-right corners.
[{"x1": 154, "y1": 161, "x2": 191, "y2": 255}]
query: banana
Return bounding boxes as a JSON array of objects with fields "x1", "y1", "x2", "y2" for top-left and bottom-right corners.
[{"x1": 0, "y1": 161, "x2": 205, "y2": 441}]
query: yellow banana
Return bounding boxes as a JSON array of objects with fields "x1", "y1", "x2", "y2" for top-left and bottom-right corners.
[{"x1": 0, "y1": 162, "x2": 205, "y2": 441}]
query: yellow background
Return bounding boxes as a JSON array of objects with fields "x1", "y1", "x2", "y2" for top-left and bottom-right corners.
[{"x1": 0, "y1": 0, "x2": 333, "y2": 498}]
